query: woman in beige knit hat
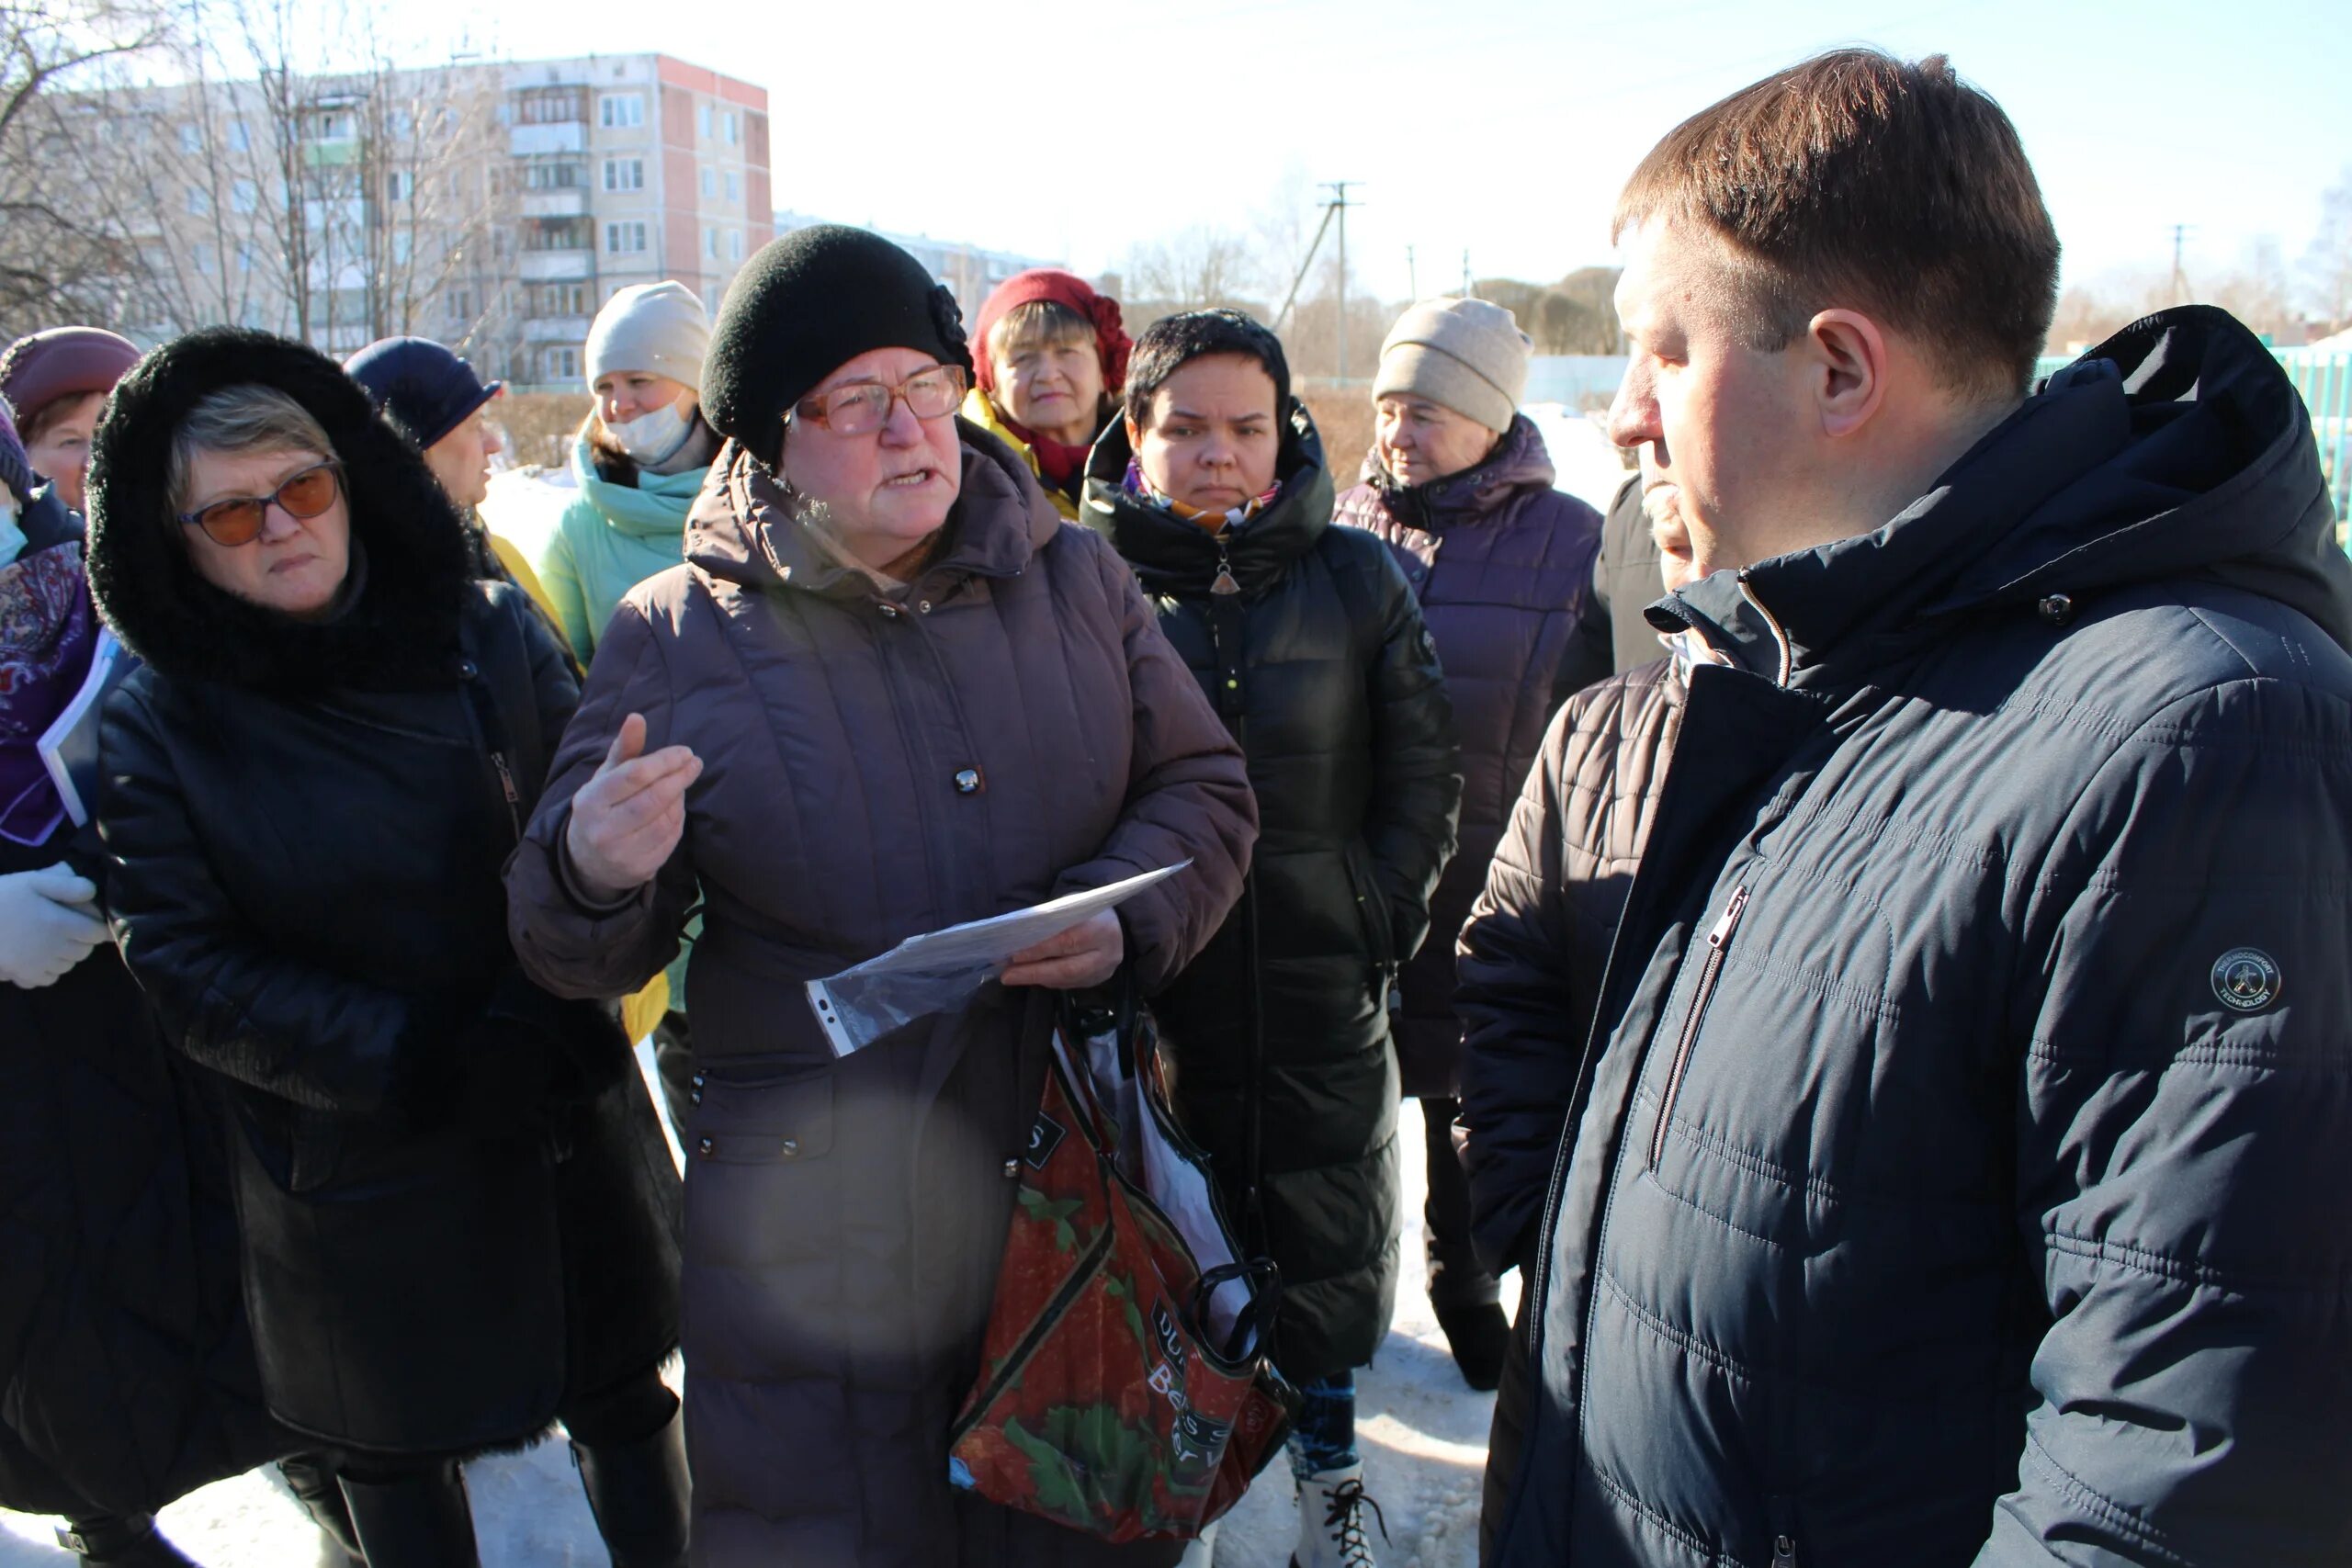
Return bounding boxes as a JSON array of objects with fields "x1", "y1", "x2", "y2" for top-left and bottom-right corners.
[{"x1": 1332, "y1": 297, "x2": 1609, "y2": 1392}]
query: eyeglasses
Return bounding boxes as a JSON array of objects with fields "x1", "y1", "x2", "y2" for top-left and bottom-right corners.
[
  {"x1": 175, "y1": 461, "x2": 343, "y2": 547},
  {"x1": 788, "y1": 365, "x2": 967, "y2": 436}
]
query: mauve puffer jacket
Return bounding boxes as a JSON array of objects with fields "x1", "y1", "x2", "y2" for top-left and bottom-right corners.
[
  {"x1": 1335, "y1": 413, "x2": 1607, "y2": 1098},
  {"x1": 506, "y1": 428, "x2": 1256, "y2": 1568}
]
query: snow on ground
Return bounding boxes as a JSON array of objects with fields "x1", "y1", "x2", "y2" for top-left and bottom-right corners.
[
  {"x1": 1522, "y1": 402, "x2": 1635, "y2": 516},
  {"x1": 5, "y1": 1053, "x2": 1501, "y2": 1566}
]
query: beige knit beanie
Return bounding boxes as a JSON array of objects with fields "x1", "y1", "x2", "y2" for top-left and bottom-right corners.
[{"x1": 1374, "y1": 297, "x2": 1531, "y2": 434}]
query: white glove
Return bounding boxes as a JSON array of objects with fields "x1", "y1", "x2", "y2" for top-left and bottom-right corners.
[{"x1": 0, "y1": 864, "x2": 110, "y2": 988}]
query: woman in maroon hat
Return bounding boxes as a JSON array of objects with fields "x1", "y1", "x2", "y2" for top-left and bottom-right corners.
[
  {"x1": 960, "y1": 269, "x2": 1130, "y2": 520},
  {"x1": 0, "y1": 328, "x2": 141, "y2": 516}
]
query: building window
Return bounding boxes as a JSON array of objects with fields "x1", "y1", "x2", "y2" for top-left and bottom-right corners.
[
  {"x1": 699, "y1": 167, "x2": 714, "y2": 199},
  {"x1": 517, "y1": 87, "x2": 587, "y2": 125},
  {"x1": 386, "y1": 170, "x2": 411, "y2": 202},
  {"x1": 605, "y1": 220, "x2": 647, "y2": 254},
  {"x1": 545, "y1": 346, "x2": 580, "y2": 381},
  {"x1": 722, "y1": 109, "x2": 738, "y2": 145},
  {"x1": 697, "y1": 104, "x2": 712, "y2": 140},
  {"x1": 194, "y1": 243, "x2": 216, "y2": 275},
  {"x1": 232, "y1": 177, "x2": 258, "y2": 213},
  {"x1": 729, "y1": 229, "x2": 743, "y2": 261},
  {"x1": 599, "y1": 93, "x2": 644, "y2": 130},
  {"x1": 603, "y1": 157, "x2": 643, "y2": 192},
  {"x1": 389, "y1": 108, "x2": 413, "y2": 140},
  {"x1": 705, "y1": 226, "x2": 718, "y2": 259},
  {"x1": 526, "y1": 161, "x2": 585, "y2": 190},
  {"x1": 526, "y1": 217, "x2": 590, "y2": 251},
  {"x1": 229, "y1": 118, "x2": 250, "y2": 152},
  {"x1": 236, "y1": 241, "x2": 255, "y2": 273},
  {"x1": 186, "y1": 185, "x2": 209, "y2": 216},
  {"x1": 448, "y1": 288, "x2": 472, "y2": 320},
  {"x1": 178, "y1": 122, "x2": 201, "y2": 153},
  {"x1": 391, "y1": 231, "x2": 413, "y2": 265}
]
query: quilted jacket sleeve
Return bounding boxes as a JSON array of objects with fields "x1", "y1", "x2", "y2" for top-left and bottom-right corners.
[
  {"x1": 97, "y1": 682, "x2": 422, "y2": 1114},
  {"x1": 1357, "y1": 540, "x2": 1462, "y2": 967},
  {"x1": 1052, "y1": 536, "x2": 1259, "y2": 995},
  {"x1": 1454, "y1": 701, "x2": 1587, "y2": 1275},
  {"x1": 1979, "y1": 675, "x2": 2352, "y2": 1566},
  {"x1": 504, "y1": 592, "x2": 700, "y2": 1001}
]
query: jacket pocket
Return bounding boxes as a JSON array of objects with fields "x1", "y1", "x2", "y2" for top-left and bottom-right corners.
[
  {"x1": 1648, "y1": 885, "x2": 1747, "y2": 1170},
  {"x1": 1342, "y1": 838, "x2": 1397, "y2": 971},
  {"x1": 686, "y1": 1063, "x2": 834, "y2": 1167}
]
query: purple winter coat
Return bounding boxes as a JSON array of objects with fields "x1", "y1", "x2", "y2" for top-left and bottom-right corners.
[
  {"x1": 506, "y1": 430, "x2": 1257, "y2": 1567},
  {"x1": 1334, "y1": 414, "x2": 1606, "y2": 1098}
]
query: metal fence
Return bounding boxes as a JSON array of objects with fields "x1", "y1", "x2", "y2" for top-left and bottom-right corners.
[{"x1": 2037, "y1": 348, "x2": 2352, "y2": 533}]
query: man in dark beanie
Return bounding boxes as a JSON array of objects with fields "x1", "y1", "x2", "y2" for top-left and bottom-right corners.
[{"x1": 701, "y1": 223, "x2": 972, "y2": 469}]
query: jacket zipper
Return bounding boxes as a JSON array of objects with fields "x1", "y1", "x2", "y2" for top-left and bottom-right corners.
[
  {"x1": 1771, "y1": 1533, "x2": 1799, "y2": 1568},
  {"x1": 1770, "y1": 1495, "x2": 1800, "y2": 1568},
  {"x1": 489, "y1": 750, "x2": 521, "y2": 840},
  {"x1": 945, "y1": 1201, "x2": 1116, "y2": 1446},
  {"x1": 1648, "y1": 885, "x2": 1747, "y2": 1170}
]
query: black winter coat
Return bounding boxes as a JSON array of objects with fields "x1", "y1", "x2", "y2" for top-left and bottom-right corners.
[
  {"x1": 1589, "y1": 473, "x2": 1668, "y2": 675},
  {"x1": 0, "y1": 487, "x2": 291, "y2": 1516},
  {"x1": 86, "y1": 329, "x2": 681, "y2": 1459},
  {"x1": 1463, "y1": 308, "x2": 2352, "y2": 1566},
  {"x1": 1084, "y1": 405, "x2": 1462, "y2": 1382}
]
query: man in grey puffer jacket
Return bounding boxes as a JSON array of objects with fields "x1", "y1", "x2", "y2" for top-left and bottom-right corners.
[{"x1": 1463, "y1": 47, "x2": 2352, "y2": 1568}]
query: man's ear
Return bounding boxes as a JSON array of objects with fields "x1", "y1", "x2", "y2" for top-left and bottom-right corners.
[
  {"x1": 1125, "y1": 413, "x2": 1143, "y2": 451},
  {"x1": 1806, "y1": 309, "x2": 1889, "y2": 441}
]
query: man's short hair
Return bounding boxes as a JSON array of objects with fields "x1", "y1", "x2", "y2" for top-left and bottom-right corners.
[
  {"x1": 1615, "y1": 50, "x2": 2059, "y2": 401},
  {"x1": 1124, "y1": 310, "x2": 1291, "y2": 427}
]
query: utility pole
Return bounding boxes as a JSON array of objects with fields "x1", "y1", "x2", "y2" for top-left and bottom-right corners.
[
  {"x1": 2169, "y1": 222, "x2": 2195, "y2": 306},
  {"x1": 1320, "y1": 180, "x2": 1363, "y2": 382},
  {"x1": 1407, "y1": 244, "x2": 1417, "y2": 301},
  {"x1": 1462, "y1": 250, "x2": 1473, "y2": 298}
]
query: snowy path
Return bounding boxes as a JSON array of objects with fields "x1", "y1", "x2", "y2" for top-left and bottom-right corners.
[{"x1": 4, "y1": 1061, "x2": 1500, "y2": 1566}]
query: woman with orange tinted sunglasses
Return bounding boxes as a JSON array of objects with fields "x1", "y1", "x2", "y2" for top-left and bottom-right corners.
[{"x1": 84, "y1": 330, "x2": 689, "y2": 1568}]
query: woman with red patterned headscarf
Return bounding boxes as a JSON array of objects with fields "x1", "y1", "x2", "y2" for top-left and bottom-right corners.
[{"x1": 960, "y1": 268, "x2": 1131, "y2": 520}]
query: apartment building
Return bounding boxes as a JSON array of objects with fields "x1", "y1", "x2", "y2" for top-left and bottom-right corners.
[{"x1": 46, "y1": 52, "x2": 768, "y2": 388}]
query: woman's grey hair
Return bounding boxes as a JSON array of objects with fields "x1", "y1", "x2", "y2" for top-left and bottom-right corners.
[{"x1": 166, "y1": 385, "x2": 334, "y2": 514}]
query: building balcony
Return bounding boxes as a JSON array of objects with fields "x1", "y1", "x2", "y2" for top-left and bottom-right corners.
[
  {"x1": 519, "y1": 250, "x2": 594, "y2": 281},
  {"x1": 521, "y1": 189, "x2": 589, "y2": 219},
  {"x1": 521, "y1": 314, "x2": 591, "y2": 343},
  {"x1": 509, "y1": 122, "x2": 586, "y2": 157}
]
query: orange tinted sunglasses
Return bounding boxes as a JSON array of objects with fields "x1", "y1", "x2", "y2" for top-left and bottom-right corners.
[{"x1": 175, "y1": 460, "x2": 342, "y2": 547}]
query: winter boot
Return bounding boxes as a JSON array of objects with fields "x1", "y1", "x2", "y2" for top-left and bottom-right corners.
[
  {"x1": 277, "y1": 1452, "x2": 367, "y2": 1567},
  {"x1": 338, "y1": 1461, "x2": 480, "y2": 1568},
  {"x1": 1292, "y1": 1463, "x2": 1387, "y2": 1568},
  {"x1": 54, "y1": 1516, "x2": 200, "y2": 1567},
  {"x1": 573, "y1": 1407, "x2": 692, "y2": 1568},
  {"x1": 1433, "y1": 1297, "x2": 1512, "y2": 1393},
  {"x1": 1176, "y1": 1517, "x2": 1220, "y2": 1567}
]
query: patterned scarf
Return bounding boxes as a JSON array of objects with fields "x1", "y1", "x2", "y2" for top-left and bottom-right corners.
[
  {"x1": 1121, "y1": 458, "x2": 1281, "y2": 535},
  {"x1": 0, "y1": 540, "x2": 99, "y2": 846}
]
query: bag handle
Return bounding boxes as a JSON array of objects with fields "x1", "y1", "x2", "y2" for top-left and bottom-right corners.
[{"x1": 1191, "y1": 1258, "x2": 1282, "y2": 1366}]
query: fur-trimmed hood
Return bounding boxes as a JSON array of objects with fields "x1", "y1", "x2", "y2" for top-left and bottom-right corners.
[{"x1": 85, "y1": 327, "x2": 475, "y2": 694}]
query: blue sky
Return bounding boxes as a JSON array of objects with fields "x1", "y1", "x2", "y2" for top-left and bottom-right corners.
[{"x1": 448, "y1": 0, "x2": 2348, "y2": 300}]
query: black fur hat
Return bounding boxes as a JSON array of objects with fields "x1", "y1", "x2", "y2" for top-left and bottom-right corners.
[
  {"x1": 85, "y1": 327, "x2": 474, "y2": 694},
  {"x1": 701, "y1": 224, "x2": 973, "y2": 469}
]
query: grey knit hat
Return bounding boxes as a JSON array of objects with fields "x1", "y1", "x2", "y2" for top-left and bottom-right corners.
[
  {"x1": 584, "y1": 280, "x2": 711, "y2": 392},
  {"x1": 1374, "y1": 297, "x2": 1531, "y2": 434}
]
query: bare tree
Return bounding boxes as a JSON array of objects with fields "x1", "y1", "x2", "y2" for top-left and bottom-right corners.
[
  {"x1": 1122, "y1": 226, "x2": 1261, "y2": 323},
  {"x1": 0, "y1": 0, "x2": 168, "y2": 338},
  {"x1": 2304, "y1": 166, "x2": 2352, "y2": 338}
]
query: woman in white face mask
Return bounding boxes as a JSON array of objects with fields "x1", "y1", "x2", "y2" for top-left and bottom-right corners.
[{"x1": 537, "y1": 281, "x2": 718, "y2": 664}]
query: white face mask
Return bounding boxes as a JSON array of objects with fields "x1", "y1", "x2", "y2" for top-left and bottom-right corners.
[
  {"x1": 0, "y1": 492, "x2": 22, "y2": 570},
  {"x1": 605, "y1": 402, "x2": 694, "y2": 468}
]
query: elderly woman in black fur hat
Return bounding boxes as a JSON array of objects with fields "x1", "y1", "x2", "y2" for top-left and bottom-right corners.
[{"x1": 83, "y1": 328, "x2": 687, "y2": 1568}]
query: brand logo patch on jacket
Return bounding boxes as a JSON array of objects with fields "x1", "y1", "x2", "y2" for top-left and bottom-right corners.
[{"x1": 2211, "y1": 948, "x2": 2282, "y2": 1013}]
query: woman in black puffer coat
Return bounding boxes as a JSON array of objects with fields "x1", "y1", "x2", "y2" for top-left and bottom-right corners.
[
  {"x1": 84, "y1": 328, "x2": 685, "y2": 1568},
  {"x1": 1084, "y1": 310, "x2": 1460, "y2": 1564},
  {"x1": 0, "y1": 398, "x2": 323, "y2": 1568}
]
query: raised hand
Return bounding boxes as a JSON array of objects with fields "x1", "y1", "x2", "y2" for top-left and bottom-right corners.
[{"x1": 563, "y1": 712, "x2": 703, "y2": 903}]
